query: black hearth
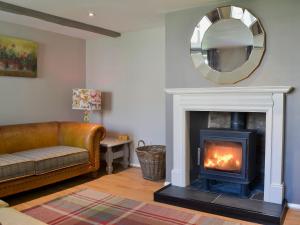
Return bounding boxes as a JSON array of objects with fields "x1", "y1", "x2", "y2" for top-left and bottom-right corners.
[{"x1": 199, "y1": 112, "x2": 256, "y2": 196}]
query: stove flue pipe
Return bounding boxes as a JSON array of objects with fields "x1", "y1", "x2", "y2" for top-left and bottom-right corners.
[{"x1": 230, "y1": 112, "x2": 247, "y2": 130}]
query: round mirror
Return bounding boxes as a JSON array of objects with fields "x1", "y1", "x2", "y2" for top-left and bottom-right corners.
[{"x1": 190, "y1": 6, "x2": 265, "y2": 84}]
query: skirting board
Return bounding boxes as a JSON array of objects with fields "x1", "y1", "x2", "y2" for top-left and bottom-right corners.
[
  {"x1": 130, "y1": 163, "x2": 140, "y2": 168},
  {"x1": 288, "y1": 203, "x2": 300, "y2": 210}
]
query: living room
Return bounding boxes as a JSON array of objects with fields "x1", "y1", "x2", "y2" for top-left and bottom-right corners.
[{"x1": 0, "y1": 0, "x2": 299, "y2": 225}]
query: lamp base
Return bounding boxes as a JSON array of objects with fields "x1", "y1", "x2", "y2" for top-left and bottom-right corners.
[{"x1": 83, "y1": 110, "x2": 90, "y2": 123}]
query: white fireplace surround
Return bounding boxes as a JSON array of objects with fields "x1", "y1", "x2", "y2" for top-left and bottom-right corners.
[{"x1": 166, "y1": 86, "x2": 293, "y2": 204}]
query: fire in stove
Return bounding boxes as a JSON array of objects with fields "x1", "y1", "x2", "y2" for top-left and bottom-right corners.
[
  {"x1": 199, "y1": 126, "x2": 256, "y2": 196},
  {"x1": 204, "y1": 140, "x2": 242, "y2": 173}
]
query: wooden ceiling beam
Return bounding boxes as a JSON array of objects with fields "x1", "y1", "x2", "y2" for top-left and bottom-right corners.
[{"x1": 0, "y1": 1, "x2": 121, "y2": 37}]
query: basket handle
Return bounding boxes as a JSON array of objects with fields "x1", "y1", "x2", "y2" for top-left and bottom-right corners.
[{"x1": 138, "y1": 140, "x2": 146, "y2": 147}]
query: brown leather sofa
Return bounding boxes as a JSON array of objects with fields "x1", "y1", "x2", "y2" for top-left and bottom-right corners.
[{"x1": 0, "y1": 121, "x2": 106, "y2": 198}]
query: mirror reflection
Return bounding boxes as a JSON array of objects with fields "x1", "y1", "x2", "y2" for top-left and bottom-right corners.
[{"x1": 191, "y1": 19, "x2": 253, "y2": 72}]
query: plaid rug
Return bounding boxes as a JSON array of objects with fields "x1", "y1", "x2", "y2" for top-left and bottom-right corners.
[{"x1": 23, "y1": 189, "x2": 242, "y2": 225}]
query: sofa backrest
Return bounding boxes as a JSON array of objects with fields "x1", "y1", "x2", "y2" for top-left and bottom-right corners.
[{"x1": 0, "y1": 122, "x2": 59, "y2": 154}]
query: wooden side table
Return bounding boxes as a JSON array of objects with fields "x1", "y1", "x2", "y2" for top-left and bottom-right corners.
[{"x1": 100, "y1": 137, "x2": 131, "y2": 174}]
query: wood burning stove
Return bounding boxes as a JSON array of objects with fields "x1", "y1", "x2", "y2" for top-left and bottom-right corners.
[{"x1": 199, "y1": 112, "x2": 256, "y2": 196}]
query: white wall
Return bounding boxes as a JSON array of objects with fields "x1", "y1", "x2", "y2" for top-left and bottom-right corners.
[
  {"x1": 0, "y1": 21, "x2": 86, "y2": 125},
  {"x1": 86, "y1": 27, "x2": 165, "y2": 166}
]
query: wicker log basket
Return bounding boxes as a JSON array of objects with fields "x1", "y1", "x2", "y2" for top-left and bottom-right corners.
[{"x1": 136, "y1": 140, "x2": 166, "y2": 181}]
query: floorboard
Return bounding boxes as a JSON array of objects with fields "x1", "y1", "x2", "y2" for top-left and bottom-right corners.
[{"x1": 4, "y1": 167, "x2": 300, "y2": 225}]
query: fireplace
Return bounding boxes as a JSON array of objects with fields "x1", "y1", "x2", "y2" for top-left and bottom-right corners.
[
  {"x1": 154, "y1": 87, "x2": 292, "y2": 225},
  {"x1": 199, "y1": 124, "x2": 256, "y2": 196},
  {"x1": 165, "y1": 87, "x2": 293, "y2": 204}
]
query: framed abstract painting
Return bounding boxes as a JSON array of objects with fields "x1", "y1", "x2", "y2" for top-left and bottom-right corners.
[{"x1": 0, "y1": 35, "x2": 38, "y2": 78}]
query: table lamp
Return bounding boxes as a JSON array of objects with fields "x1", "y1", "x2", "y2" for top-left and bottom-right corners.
[{"x1": 72, "y1": 89, "x2": 101, "y2": 122}]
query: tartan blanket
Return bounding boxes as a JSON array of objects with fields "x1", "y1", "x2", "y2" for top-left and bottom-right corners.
[{"x1": 23, "y1": 189, "x2": 241, "y2": 225}]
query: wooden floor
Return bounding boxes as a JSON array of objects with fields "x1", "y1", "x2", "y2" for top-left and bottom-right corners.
[{"x1": 4, "y1": 167, "x2": 300, "y2": 225}]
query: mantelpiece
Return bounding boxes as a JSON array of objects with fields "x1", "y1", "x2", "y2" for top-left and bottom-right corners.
[{"x1": 166, "y1": 86, "x2": 293, "y2": 204}]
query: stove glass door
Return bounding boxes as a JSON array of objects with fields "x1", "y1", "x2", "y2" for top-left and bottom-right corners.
[{"x1": 204, "y1": 140, "x2": 243, "y2": 173}]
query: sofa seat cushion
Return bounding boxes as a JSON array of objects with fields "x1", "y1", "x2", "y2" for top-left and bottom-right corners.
[
  {"x1": 0, "y1": 154, "x2": 35, "y2": 182},
  {"x1": 13, "y1": 146, "x2": 89, "y2": 175}
]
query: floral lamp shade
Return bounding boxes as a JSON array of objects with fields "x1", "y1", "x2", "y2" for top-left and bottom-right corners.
[{"x1": 72, "y1": 89, "x2": 101, "y2": 111}]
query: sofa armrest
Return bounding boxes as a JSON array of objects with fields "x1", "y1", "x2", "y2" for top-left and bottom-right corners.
[{"x1": 58, "y1": 122, "x2": 106, "y2": 170}]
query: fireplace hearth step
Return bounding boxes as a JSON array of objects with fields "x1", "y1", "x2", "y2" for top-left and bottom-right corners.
[{"x1": 154, "y1": 185, "x2": 287, "y2": 225}]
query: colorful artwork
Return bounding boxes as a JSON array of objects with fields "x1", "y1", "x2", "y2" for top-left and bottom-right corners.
[
  {"x1": 0, "y1": 35, "x2": 38, "y2": 78},
  {"x1": 72, "y1": 89, "x2": 102, "y2": 111}
]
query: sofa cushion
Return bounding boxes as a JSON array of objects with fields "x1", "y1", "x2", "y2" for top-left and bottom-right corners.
[
  {"x1": 13, "y1": 146, "x2": 89, "y2": 175},
  {"x1": 0, "y1": 154, "x2": 35, "y2": 183}
]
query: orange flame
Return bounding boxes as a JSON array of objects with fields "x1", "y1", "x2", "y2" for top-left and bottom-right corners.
[{"x1": 204, "y1": 141, "x2": 242, "y2": 172}]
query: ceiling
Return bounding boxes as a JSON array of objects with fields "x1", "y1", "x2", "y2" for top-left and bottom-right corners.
[{"x1": 0, "y1": 0, "x2": 227, "y2": 39}]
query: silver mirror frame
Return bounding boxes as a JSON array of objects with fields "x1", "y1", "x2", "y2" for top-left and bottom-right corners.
[{"x1": 191, "y1": 6, "x2": 265, "y2": 84}]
